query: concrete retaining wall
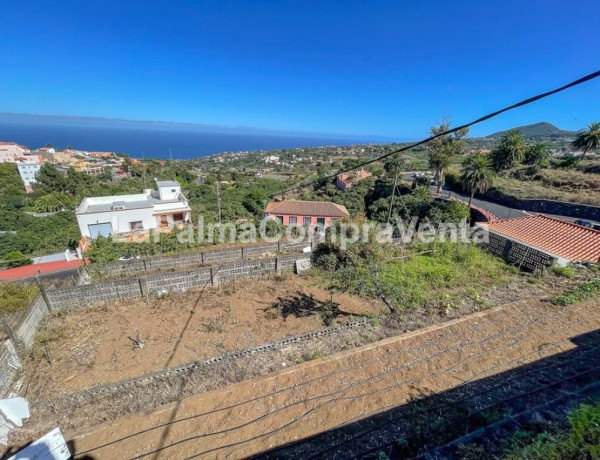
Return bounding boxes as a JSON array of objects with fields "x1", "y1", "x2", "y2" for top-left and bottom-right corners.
[
  {"x1": 86, "y1": 239, "x2": 315, "y2": 279},
  {"x1": 478, "y1": 230, "x2": 557, "y2": 272}
]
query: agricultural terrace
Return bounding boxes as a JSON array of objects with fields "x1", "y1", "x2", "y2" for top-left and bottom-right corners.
[{"x1": 21, "y1": 238, "x2": 585, "y2": 405}]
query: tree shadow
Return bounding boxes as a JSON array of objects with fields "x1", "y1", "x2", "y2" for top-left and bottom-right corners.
[{"x1": 263, "y1": 292, "x2": 354, "y2": 325}]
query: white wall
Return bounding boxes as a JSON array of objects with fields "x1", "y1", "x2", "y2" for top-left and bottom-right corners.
[
  {"x1": 157, "y1": 185, "x2": 181, "y2": 201},
  {"x1": 77, "y1": 208, "x2": 157, "y2": 238},
  {"x1": 17, "y1": 163, "x2": 41, "y2": 187}
]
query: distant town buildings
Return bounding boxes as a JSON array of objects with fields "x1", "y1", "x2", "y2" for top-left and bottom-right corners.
[
  {"x1": 15, "y1": 156, "x2": 42, "y2": 192},
  {"x1": 264, "y1": 200, "x2": 349, "y2": 228},
  {"x1": 335, "y1": 167, "x2": 372, "y2": 191},
  {"x1": 76, "y1": 179, "x2": 191, "y2": 240},
  {"x1": 0, "y1": 142, "x2": 30, "y2": 163}
]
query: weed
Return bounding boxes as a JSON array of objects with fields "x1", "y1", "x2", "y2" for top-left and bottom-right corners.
[
  {"x1": 504, "y1": 400, "x2": 600, "y2": 459},
  {"x1": 550, "y1": 278, "x2": 600, "y2": 306},
  {"x1": 288, "y1": 352, "x2": 304, "y2": 364},
  {"x1": 203, "y1": 315, "x2": 227, "y2": 333},
  {"x1": 551, "y1": 265, "x2": 576, "y2": 279},
  {"x1": 0, "y1": 283, "x2": 37, "y2": 315},
  {"x1": 362, "y1": 312, "x2": 381, "y2": 326},
  {"x1": 307, "y1": 350, "x2": 325, "y2": 360}
]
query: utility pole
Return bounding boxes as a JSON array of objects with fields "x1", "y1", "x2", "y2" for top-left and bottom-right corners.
[{"x1": 216, "y1": 181, "x2": 222, "y2": 224}]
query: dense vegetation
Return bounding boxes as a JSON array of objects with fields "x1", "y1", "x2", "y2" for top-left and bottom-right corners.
[
  {"x1": 313, "y1": 228, "x2": 514, "y2": 313},
  {"x1": 503, "y1": 399, "x2": 600, "y2": 459}
]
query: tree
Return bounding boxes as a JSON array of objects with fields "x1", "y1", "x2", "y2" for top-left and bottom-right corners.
[
  {"x1": 524, "y1": 142, "x2": 551, "y2": 166},
  {"x1": 3, "y1": 250, "x2": 32, "y2": 268},
  {"x1": 384, "y1": 153, "x2": 405, "y2": 224},
  {"x1": 572, "y1": 122, "x2": 600, "y2": 161},
  {"x1": 32, "y1": 192, "x2": 72, "y2": 213},
  {"x1": 459, "y1": 154, "x2": 495, "y2": 208},
  {"x1": 490, "y1": 129, "x2": 526, "y2": 171},
  {"x1": 428, "y1": 120, "x2": 469, "y2": 194},
  {"x1": 35, "y1": 163, "x2": 68, "y2": 193}
]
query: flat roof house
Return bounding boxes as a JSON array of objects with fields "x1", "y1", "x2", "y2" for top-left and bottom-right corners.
[
  {"x1": 76, "y1": 180, "x2": 191, "y2": 240},
  {"x1": 15, "y1": 156, "x2": 42, "y2": 192},
  {"x1": 265, "y1": 200, "x2": 349, "y2": 228},
  {"x1": 482, "y1": 214, "x2": 600, "y2": 265}
]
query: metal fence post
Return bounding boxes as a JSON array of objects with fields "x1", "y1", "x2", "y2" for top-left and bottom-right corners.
[
  {"x1": 139, "y1": 277, "x2": 149, "y2": 298},
  {"x1": 1, "y1": 319, "x2": 15, "y2": 344},
  {"x1": 36, "y1": 276, "x2": 52, "y2": 313}
]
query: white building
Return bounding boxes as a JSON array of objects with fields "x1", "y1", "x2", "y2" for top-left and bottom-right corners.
[
  {"x1": 0, "y1": 142, "x2": 29, "y2": 163},
  {"x1": 76, "y1": 180, "x2": 191, "y2": 239},
  {"x1": 16, "y1": 157, "x2": 42, "y2": 191}
]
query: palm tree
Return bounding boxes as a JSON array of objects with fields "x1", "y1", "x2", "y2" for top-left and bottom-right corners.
[
  {"x1": 460, "y1": 154, "x2": 495, "y2": 208},
  {"x1": 572, "y1": 122, "x2": 600, "y2": 161},
  {"x1": 33, "y1": 192, "x2": 71, "y2": 213},
  {"x1": 384, "y1": 153, "x2": 405, "y2": 223},
  {"x1": 490, "y1": 129, "x2": 525, "y2": 171},
  {"x1": 428, "y1": 120, "x2": 469, "y2": 194}
]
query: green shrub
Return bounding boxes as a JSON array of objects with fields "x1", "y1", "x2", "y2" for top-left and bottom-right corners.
[
  {"x1": 505, "y1": 400, "x2": 600, "y2": 459},
  {"x1": 0, "y1": 283, "x2": 38, "y2": 315},
  {"x1": 551, "y1": 265, "x2": 576, "y2": 279},
  {"x1": 550, "y1": 278, "x2": 600, "y2": 306}
]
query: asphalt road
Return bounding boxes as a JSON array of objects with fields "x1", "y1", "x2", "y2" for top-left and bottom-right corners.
[{"x1": 401, "y1": 173, "x2": 597, "y2": 224}]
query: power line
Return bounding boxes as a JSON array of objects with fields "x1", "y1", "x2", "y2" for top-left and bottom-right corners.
[
  {"x1": 78, "y1": 304, "x2": 594, "y2": 458},
  {"x1": 273, "y1": 68, "x2": 600, "y2": 198}
]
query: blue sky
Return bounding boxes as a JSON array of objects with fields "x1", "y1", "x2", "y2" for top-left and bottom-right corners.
[{"x1": 1, "y1": 0, "x2": 599, "y2": 139}]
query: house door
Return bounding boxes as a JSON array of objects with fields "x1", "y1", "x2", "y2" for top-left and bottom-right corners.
[
  {"x1": 88, "y1": 222, "x2": 113, "y2": 239},
  {"x1": 160, "y1": 215, "x2": 169, "y2": 228},
  {"x1": 317, "y1": 218, "x2": 325, "y2": 229}
]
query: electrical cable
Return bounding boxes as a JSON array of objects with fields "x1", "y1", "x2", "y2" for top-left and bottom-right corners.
[{"x1": 271, "y1": 69, "x2": 600, "y2": 198}]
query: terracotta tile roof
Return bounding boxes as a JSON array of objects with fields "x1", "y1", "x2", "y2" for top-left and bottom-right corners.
[
  {"x1": 265, "y1": 200, "x2": 349, "y2": 218},
  {"x1": 483, "y1": 214, "x2": 600, "y2": 262},
  {"x1": 0, "y1": 259, "x2": 84, "y2": 281}
]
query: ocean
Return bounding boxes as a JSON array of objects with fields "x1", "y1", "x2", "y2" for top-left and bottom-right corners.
[{"x1": 0, "y1": 115, "x2": 387, "y2": 159}]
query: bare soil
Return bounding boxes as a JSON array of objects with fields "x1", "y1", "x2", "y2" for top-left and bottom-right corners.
[
  {"x1": 63, "y1": 295, "x2": 600, "y2": 459},
  {"x1": 20, "y1": 274, "x2": 385, "y2": 400}
]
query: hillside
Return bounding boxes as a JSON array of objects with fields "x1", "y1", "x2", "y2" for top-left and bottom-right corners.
[{"x1": 485, "y1": 122, "x2": 576, "y2": 139}]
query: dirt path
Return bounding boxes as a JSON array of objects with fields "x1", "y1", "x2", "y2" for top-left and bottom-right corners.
[{"x1": 67, "y1": 295, "x2": 600, "y2": 459}]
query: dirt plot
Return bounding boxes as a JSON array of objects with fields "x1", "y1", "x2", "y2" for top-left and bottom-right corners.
[
  {"x1": 66, "y1": 295, "x2": 600, "y2": 459},
  {"x1": 21, "y1": 275, "x2": 385, "y2": 399}
]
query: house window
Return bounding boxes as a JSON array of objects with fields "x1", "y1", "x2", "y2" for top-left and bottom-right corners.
[
  {"x1": 276, "y1": 216, "x2": 283, "y2": 224},
  {"x1": 303, "y1": 217, "x2": 312, "y2": 227},
  {"x1": 173, "y1": 213, "x2": 184, "y2": 222},
  {"x1": 129, "y1": 221, "x2": 143, "y2": 231},
  {"x1": 289, "y1": 216, "x2": 297, "y2": 225}
]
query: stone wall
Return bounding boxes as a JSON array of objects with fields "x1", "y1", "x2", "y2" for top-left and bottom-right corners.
[
  {"x1": 86, "y1": 239, "x2": 314, "y2": 279},
  {"x1": 483, "y1": 192, "x2": 600, "y2": 221}
]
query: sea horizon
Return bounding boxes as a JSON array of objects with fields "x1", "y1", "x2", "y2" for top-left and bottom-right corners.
[{"x1": 0, "y1": 113, "x2": 398, "y2": 159}]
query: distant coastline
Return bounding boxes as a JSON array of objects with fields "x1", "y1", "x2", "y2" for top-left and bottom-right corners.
[{"x1": 0, "y1": 112, "x2": 397, "y2": 159}]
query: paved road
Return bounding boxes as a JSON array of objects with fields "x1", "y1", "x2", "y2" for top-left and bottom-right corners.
[{"x1": 401, "y1": 173, "x2": 597, "y2": 224}]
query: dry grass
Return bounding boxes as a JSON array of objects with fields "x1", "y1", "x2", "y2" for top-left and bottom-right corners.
[{"x1": 493, "y1": 169, "x2": 600, "y2": 206}]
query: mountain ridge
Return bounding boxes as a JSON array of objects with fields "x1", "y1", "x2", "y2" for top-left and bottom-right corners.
[{"x1": 485, "y1": 122, "x2": 576, "y2": 139}]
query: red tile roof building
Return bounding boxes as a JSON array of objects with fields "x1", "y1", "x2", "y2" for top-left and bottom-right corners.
[
  {"x1": 0, "y1": 259, "x2": 84, "y2": 281},
  {"x1": 265, "y1": 200, "x2": 349, "y2": 228},
  {"x1": 335, "y1": 167, "x2": 372, "y2": 191},
  {"x1": 482, "y1": 214, "x2": 600, "y2": 263}
]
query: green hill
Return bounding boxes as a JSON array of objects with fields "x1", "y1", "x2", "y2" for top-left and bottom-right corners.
[{"x1": 485, "y1": 122, "x2": 576, "y2": 139}]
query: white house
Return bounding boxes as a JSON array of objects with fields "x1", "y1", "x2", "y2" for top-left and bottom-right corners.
[
  {"x1": 0, "y1": 142, "x2": 29, "y2": 163},
  {"x1": 76, "y1": 180, "x2": 191, "y2": 239},
  {"x1": 16, "y1": 157, "x2": 42, "y2": 191}
]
